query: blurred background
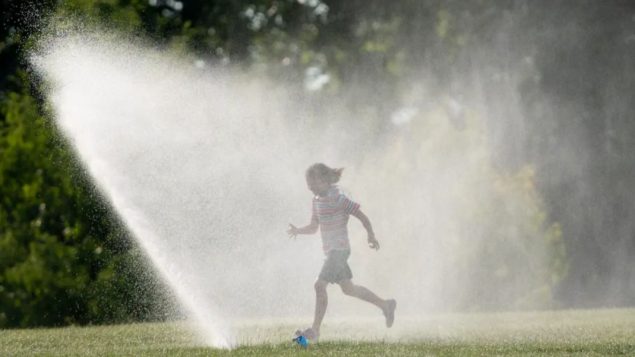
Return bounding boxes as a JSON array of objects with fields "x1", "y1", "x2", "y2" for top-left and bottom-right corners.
[{"x1": 1, "y1": 0, "x2": 634, "y2": 329}]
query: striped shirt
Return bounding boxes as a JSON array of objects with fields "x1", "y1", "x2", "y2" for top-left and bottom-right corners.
[{"x1": 312, "y1": 186, "x2": 360, "y2": 253}]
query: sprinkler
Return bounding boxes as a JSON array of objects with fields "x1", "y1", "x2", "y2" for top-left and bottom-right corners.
[{"x1": 293, "y1": 330, "x2": 309, "y2": 348}]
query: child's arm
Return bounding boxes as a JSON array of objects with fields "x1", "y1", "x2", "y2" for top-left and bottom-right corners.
[
  {"x1": 351, "y1": 209, "x2": 380, "y2": 250},
  {"x1": 287, "y1": 214, "x2": 318, "y2": 239}
]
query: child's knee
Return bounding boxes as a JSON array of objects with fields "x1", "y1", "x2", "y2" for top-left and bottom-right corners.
[{"x1": 314, "y1": 280, "x2": 327, "y2": 292}]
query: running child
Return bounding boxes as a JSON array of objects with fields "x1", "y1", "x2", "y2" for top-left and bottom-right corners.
[{"x1": 287, "y1": 163, "x2": 396, "y2": 342}]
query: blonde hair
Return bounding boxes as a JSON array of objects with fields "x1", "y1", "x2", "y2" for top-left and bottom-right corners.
[{"x1": 306, "y1": 163, "x2": 343, "y2": 184}]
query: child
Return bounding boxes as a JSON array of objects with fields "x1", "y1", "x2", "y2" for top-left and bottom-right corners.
[{"x1": 288, "y1": 163, "x2": 396, "y2": 342}]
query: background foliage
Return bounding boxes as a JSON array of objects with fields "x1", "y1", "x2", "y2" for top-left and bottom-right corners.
[{"x1": 1, "y1": 0, "x2": 634, "y2": 327}]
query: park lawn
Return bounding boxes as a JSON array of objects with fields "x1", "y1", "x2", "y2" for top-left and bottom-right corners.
[{"x1": 1, "y1": 308, "x2": 634, "y2": 356}]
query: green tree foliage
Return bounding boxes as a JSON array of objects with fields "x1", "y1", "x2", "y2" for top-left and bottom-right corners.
[
  {"x1": 0, "y1": 81, "x2": 175, "y2": 327},
  {"x1": 0, "y1": 0, "x2": 191, "y2": 328},
  {"x1": 1, "y1": 0, "x2": 633, "y2": 327},
  {"x1": 0, "y1": 88, "x2": 90, "y2": 326},
  {"x1": 512, "y1": 2, "x2": 635, "y2": 306}
]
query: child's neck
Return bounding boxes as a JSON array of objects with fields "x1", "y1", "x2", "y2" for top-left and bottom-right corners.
[{"x1": 317, "y1": 185, "x2": 334, "y2": 197}]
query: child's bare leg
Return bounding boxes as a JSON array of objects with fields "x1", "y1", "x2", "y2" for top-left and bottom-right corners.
[
  {"x1": 338, "y1": 279, "x2": 386, "y2": 309},
  {"x1": 340, "y1": 279, "x2": 396, "y2": 327},
  {"x1": 311, "y1": 279, "x2": 328, "y2": 334}
]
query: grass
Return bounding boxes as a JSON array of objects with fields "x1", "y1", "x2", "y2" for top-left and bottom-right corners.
[{"x1": 1, "y1": 308, "x2": 634, "y2": 356}]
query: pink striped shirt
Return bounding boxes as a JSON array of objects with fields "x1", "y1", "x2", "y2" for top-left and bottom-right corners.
[{"x1": 312, "y1": 186, "x2": 360, "y2": 253}]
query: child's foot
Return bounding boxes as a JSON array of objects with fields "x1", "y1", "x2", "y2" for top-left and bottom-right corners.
[
  {"x1": 383, "y1": 299, "x2": 397, "y2": 327},
  {"x1": 299, "y1": 327, "x2": 319, "y2": 342}
]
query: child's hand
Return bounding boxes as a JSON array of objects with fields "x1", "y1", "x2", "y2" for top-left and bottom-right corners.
[
  {"x1": 287, "y1": 224, "x2": 299, "y2": 239},
  {"x1": 368, "y1": 236, "x2": 380, "y2": 250}
]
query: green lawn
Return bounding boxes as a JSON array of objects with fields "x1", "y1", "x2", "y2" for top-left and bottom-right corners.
[{"x1": 1, "y1": 309, "x2": 634, "y2": 356}]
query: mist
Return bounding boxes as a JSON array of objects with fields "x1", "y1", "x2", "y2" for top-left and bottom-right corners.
[{"x1": 29, "y1": 1, "x2": 635, "y2": 347}]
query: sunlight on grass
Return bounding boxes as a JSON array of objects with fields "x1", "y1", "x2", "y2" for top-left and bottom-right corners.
[{"x1": 1, "y1": 309, "x2": 634, "y2": 356}]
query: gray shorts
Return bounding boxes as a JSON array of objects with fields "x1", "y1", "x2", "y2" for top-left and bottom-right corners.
[{"x1": 318, "y1": 249, "x2": 353, "y2": 283}]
